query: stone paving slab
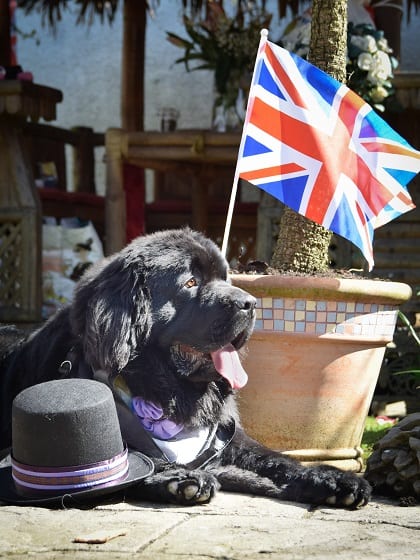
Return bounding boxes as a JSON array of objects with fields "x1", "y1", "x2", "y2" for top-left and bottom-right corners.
[{"x1": 0, "y1": 493, "x2": 418, "y2": 559}]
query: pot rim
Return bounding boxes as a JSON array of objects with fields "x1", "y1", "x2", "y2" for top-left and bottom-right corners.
[{"x1": 229, "y1": 273, "x2": 412, "y2": 305}]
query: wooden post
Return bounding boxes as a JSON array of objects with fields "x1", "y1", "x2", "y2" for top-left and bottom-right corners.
[
  {"x1": 0, "y1": 121, "x2": 41, "y2": 321},
  {"x1": 121, "y1": 0, "x2": 147, "y2": 132},
  {"x1": 0, "y1": 82, "x2": 61, "y2": 322},
  {"x1": 72, "y1": 126, "x2": 96, "y2": 194},
  {"x1": 105, "y1": 128, "x2": 126, "y2": 255}
]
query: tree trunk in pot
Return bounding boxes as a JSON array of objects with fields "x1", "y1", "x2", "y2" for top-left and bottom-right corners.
[{"x1": 272, "y1": 0, "x2": 347, "y2": 273}]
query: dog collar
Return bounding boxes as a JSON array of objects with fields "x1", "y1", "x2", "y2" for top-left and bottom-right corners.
[{"x1": 58, "y1": 346, "x2": 92, "y2": 379}]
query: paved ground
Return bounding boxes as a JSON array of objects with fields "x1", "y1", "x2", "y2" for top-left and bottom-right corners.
[{"x1": 0, "y1": 491, "x2": 418, "y2": 559}]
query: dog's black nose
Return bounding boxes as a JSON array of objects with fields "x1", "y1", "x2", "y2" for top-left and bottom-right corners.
[{"x1": 234, "y1": 291, "x2": 256, "y2": 311}]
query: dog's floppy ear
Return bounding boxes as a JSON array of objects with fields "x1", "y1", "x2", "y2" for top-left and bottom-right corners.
[{"x1": 70, "y1": 256, "x2": 152, "y2": 374}]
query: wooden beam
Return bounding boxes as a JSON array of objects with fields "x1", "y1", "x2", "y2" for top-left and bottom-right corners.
[{"x1": 121, "y1": 0, "x2": 146, "y2": 131}]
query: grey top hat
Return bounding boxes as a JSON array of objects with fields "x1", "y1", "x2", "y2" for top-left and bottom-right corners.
[{"x1": 0, "y1": 378, "x2": 154, "y2": 507}]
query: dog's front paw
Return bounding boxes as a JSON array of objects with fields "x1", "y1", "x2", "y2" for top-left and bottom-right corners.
[
  {"x1": 292, "y1": 466, "x2": 372, "y2": 509},
  {"x1": 166, "y1": 469, "x2": 220, "y2": 505},
  {"x1": 133, "y1": 468, "x2": 220, "y2": 505},
  {"x1": 323, "y1": 473, "x2": 371, "y2": 508}
]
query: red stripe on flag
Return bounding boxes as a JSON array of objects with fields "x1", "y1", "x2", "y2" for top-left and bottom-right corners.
[
  {"x1": 397, "y1": 191, "x2": 416, "y2": 207},
  {"x1": 265, "y1": 43, "x2": 308, "y2": 109},
  {"x1": 361, "y1": 141, "x2": 420, "y2": 159},
  {"x1": 240, "y1": 163, "x2": 303, "y2": 182}
]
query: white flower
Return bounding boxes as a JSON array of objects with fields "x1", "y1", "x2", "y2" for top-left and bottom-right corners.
[
  {"x1": 370, "y1": 85, "x2": 389, "y2": 103},
  {"x1": 357, "y1": 52, "x2": 373, "y2": 71},
  {"x1": 350, "y1": 34, "x2": 377, "y2": 53},
  {"x1": 377, "y1": 37, "x2": 392, "y2": 53},
  {"x1": 367, "y1": 50, "x2": 393, "y2": 84}
]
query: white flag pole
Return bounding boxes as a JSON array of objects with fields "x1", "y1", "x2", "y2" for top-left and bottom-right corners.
[
  {"x1": 221, "y1": 168, "x2": 240, "y2": 258},
  {"x1": 221, "y1": 29, "x2": 269, "y2": 259}
]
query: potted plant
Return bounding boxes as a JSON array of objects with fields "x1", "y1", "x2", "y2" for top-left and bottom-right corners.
[
  {"x1": 228, "y1": 0, "x2": 416, "y2": 472},
  {"x1": 166, "y1": 2, "x2": 272, "y2": 131}
]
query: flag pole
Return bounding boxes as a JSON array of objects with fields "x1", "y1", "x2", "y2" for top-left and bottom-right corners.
[
  {"x1": 221, "y1": 28, "x2": 269, "y2": 259},
  {"x1": 221, "y1": 167, "x2": 240, "y2": 258}
]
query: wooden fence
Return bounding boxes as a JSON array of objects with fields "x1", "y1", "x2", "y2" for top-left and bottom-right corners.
[{"x1": 23, "y1": 123, "x2": 106, "y2": 241}]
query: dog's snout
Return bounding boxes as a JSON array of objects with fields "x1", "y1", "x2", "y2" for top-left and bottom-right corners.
[{"x1": 234, "y1": 292, "x2": 256, "y2": 312}]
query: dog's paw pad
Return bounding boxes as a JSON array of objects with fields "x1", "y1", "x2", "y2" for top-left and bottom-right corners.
[
  {"x1": 325, "y1": 492, "x2": 366, "y2": 509},
  {"x1": 183, "y1": 483, "x2": 201, "y2": 501},
  {"x1": 166, "y1": 476, "x2": 215, "y2": 505},
  {"x1": 354, "y1": 495, "x2": 369, "y2": 509},
  {"x1": 167, "y1": 481, "x2": 180, "y2": 497},
  {"x1": 196, "y1": 491, "x2": 212, "y2": 503},
  {"x1": 167, "y1": 479, "x2": 200, "y2": 501},
  {"x1": 341, "y1": 493, "x2": 356, "y2": 507}
]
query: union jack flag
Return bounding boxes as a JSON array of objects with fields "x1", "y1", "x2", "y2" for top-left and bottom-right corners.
[{"x1": 236, "y1": 31, "x2": 419, "y2": 270}]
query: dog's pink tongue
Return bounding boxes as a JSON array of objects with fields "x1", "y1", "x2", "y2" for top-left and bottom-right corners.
[{"x1": 210, "y1": 344, "x2": 248, "y2": 389}]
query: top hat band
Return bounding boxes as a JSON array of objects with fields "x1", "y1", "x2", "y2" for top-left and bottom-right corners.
[{"x1": 11, "y1": 446, "x2": 129, "y2": 497}]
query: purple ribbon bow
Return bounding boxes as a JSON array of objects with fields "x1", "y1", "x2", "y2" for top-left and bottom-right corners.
[{"x1": 132, "y1": 397, "x2": 184, "y2": 440}]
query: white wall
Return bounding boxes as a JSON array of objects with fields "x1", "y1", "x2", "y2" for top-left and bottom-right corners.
[{"x1": 16, "y1": 1, "x2": 420, "y2": 195}]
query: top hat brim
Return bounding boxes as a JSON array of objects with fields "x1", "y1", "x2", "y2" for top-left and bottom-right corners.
[{"x1": 0, "y1": 450, "x2": 154, "y2": 507}]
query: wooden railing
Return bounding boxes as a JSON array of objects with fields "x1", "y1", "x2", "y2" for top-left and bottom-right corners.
[
  {"x1": 105, "y1": 128, "x2": 258, "y2": 260},
  {"x1": 23, "y1": 123, "x2": 106, "y2": 242},
  {"x1": 23, "y1": 122, "x2": 104, "y2": 194}
]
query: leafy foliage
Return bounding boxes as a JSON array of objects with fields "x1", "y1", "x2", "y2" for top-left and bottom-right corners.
[
  {"x1": 17, "y1": 0, "x2": 119, "y2": 27},
  {"x1": 167, "y1": 2, "x2": 272, "y2": 107},
  {"x1": 361, "y1": 416, "x2": 394, "y2": 460}
]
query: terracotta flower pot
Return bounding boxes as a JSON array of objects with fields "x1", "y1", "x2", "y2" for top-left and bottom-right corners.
[{"x1": 231, "y1": 274, "x2": 412, "y2": 472}]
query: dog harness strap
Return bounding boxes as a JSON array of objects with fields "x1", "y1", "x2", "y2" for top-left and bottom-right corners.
[
  {"x1": 185, "y1": 420, "x2": 236, "y2": 469},
  {"x1": 115, "y1": 400, "x2": 167, "y2": 459},
  {"x1": 11, "y1": 447, "x2": 129, "y2": 495},
  {"x1": 58, "y1": 347, "x2": 77, "y2": 376},
  {"x1": 58, "y1": 346, "x2": 92, "y2": 379}
]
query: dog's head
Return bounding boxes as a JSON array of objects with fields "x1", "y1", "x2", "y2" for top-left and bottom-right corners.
[{"x1": 70, "y1": 229, "x2": 256, "y2": 390}]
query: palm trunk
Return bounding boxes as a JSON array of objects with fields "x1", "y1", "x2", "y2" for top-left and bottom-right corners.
[{"x1": 271, "y1": 0, "x2": 347, "y2": 273}]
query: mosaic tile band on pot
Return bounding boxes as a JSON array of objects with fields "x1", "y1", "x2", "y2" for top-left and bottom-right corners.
[{"x1": 254, "y1": 297, "x2": 398, "y2": 338}]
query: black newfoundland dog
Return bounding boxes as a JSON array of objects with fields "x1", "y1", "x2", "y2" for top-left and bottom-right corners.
[{"x1": 0, "y1": 228, "x2": 371, "y2": 507}]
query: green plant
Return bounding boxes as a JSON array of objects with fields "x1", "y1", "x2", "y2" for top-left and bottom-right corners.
[
  {"x1": 361, "y1": 416, "x2": 395, "y2": 461},
  {"x1": 395, "y1": 307, "x2": 420, "y2": 379},
  {"x1": 166, "y1": 2, "x2": 272, "y2": 110}
]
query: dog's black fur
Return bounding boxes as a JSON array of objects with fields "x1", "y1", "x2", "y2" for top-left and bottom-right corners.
[{"x1": 0, "y1": 228, "x2": 371, "y2": 507}]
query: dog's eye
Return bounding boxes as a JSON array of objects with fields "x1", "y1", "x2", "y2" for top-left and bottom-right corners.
[{"x1": 184, "y1": 277, "x2": 197, "y2": 289}]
